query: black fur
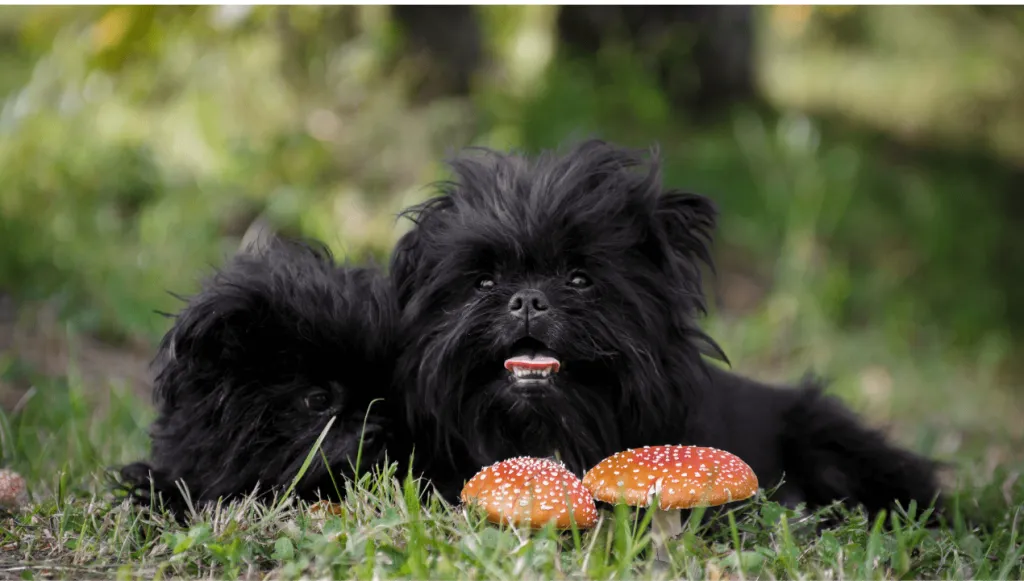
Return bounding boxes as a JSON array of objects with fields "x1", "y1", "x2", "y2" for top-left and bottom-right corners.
[
  {"x1": 391, "y1": 139, "x2": 944, "y2": 521},
  {"x1": 119, "y1": 238, "x2": 406, "y2": 518}
]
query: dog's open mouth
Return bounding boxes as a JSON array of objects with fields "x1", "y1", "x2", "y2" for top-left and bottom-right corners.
[{"x1": 504, "y1": 338, "x2": 560, "y2": 383}]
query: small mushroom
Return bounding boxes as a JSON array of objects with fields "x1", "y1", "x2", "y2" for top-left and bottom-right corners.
[
  {"x1": 460, "y1": 456, "x2": 598, "y2": 530},
  {"x1": 309, "y1": 500, "x2": 345, "y2": 517},
  {"x1": 0, "y1": 469, "x2": 27, "y2": 511},
  {"x1": 583, "y1": 445, "x2": 758, "y2": 561}
]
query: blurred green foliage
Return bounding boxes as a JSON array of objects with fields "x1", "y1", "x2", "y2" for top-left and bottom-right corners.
[{"x1": 0, "y1": 5, "x2": 1021, "y2": 380}]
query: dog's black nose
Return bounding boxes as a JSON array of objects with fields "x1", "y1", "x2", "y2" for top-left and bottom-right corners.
[{"x1": 509, "y1": 289, "x2": 550, "y2": 320}]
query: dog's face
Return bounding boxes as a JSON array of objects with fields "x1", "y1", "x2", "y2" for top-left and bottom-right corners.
[
  {"x1": 392, "y1": 140, "x2": 722, "y2": 474},
  {"x1": 135, "y1": 241, "x2": 402, "y2": 508},
  {"x1": 175, "y1": 296, "x2": 394, "y2": 502}
]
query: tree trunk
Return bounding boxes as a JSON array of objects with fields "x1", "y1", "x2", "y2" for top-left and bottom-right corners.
[{"x1": 556, "y1": 6, "x2": 756, "y2": 115}]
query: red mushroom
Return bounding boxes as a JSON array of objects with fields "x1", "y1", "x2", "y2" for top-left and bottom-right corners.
[
  {"x1": 0, "y1": 469, "x2": 27, "y2": 511},
  {"x1": 583, "y1": 445, "x2": 758, "y2": 560},
  {"x1": 460, "y1": 456, "x2": 598, "y2": 530}
]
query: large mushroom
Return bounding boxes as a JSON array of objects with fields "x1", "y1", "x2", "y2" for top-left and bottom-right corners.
[
  {"x1": 583, "y1": 445, "x2": 758, "y2": 560},
  {"x1": 460, "y1": 456, "x2": 598, "y2": 531}
]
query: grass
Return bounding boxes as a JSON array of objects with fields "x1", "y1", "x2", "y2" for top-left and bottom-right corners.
[{"x1": 1, "y1": 317, "x2": 1022, "y2": 580}]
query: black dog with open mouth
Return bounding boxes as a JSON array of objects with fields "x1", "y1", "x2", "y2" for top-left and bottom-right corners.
[
  {"x1": 119, "y1": 238, "x2": 406, "y2": 518},
  {"x1": 390, "y1": 140, "x2": 943, "y2": 522}
]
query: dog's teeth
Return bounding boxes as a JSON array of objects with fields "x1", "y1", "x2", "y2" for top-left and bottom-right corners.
[{"x1": 511, "y1": 365, "x2": 553, "y2": 379}]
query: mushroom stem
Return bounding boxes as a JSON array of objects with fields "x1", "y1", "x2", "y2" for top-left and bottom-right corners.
[{"x1": 649, "y1": 508, "x2": 683, "y2": 562}]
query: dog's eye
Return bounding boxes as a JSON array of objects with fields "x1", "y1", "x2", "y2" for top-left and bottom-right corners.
[
  {"x1": 475, "y1": 276, "x2": 496, "y2": 291},
  {"x1": 567, "y1": 272, "x2": 592, "y2": 288},
  {"x1": 303, "y1": 391, "x2": 331, "y2": 412}
]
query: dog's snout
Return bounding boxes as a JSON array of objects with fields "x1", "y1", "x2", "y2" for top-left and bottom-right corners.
[{"x1": 509, "y1": 289, "x2": 550, "y2": 320}]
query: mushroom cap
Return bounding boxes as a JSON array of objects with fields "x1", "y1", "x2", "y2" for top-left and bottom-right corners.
[
  {"x1": 582, "y1": 445, "x2": 758, "y2": 510},
  {"x1": 0, "y1": 469, "x2": 27, "y2": 510},
  {"x1": 460, "y1": 456, "x2": 599, "y2": 530},
  {"x1": 309, "y1": 500, "x2": 345, "y2": 517}
]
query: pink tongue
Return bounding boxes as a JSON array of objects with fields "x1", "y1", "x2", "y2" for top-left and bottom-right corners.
[{"x1": 504, "y1": 355, "x2": 561, "y2": 373}]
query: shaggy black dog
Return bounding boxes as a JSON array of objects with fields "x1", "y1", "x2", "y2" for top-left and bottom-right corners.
[
  {"x1": 390, "y1": 139, "x2": 944, "y2": 522},
  {"x1": 119, "y1": 238, "x2": 405, "y2": 518}
]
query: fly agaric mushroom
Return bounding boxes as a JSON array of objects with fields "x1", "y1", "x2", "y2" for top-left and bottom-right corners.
[
  {"x1": 309, "y1": 500, "x2": 345, "y2": 517},
  {"x1": 460, "y1": 456, "x2": 598, "y2": 530},
  {"x1": 583, "y1": 445, "x2": 758, "y2": 560},
  {"x1": 0, "y1": 469, "x2": 27, "y2": 511}
]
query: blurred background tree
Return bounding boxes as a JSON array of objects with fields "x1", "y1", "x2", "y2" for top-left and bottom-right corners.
[{"x1": 1, "y1": 6, "x2": 1023, "y2": 455}]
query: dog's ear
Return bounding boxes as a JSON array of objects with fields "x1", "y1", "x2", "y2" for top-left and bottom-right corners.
[
  {"x1": 651, "y1": 190, "x2": 718, "y2": 288},
  {"x1": 151, "y1": 262, "x2": 277, "y2": 409},
  {"x1": 153, "y1": 238, "x2": 391, "y2": 408},
  {"x1": 390, "y1": 195, "x2": 456, "y2": 307},
  {"x1": 390, "y1": 228, "x2": 422, "y2": 309},
  {"x1": 157, "y1": 239, "x2": 325, "y2": 373},
  {"x1": 649, "y1": 190, "x2": 730, "y2": 363},
  {"x1": 151, "y1": 299, "x2": 232, "y2": 412}
]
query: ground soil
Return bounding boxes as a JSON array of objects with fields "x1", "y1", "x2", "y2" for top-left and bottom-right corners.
[{"x1": 0, "y1": 294, "x2": 153, "y2": 413}]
